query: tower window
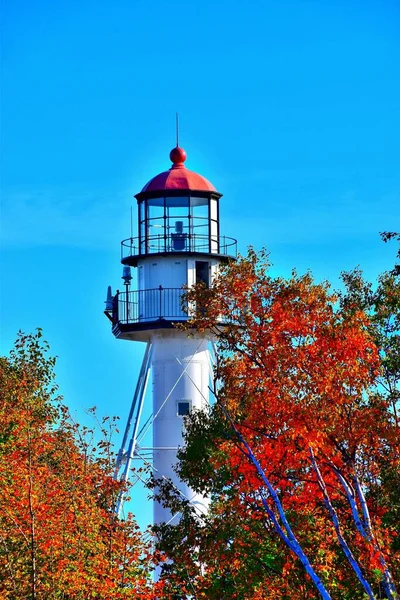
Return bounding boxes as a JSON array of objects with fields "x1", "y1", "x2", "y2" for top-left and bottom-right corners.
[
  {"x1": 177, "y1": 401, "x2": 190, "y2": 416},
  {"x1": 195, "y1": 261, "x2": 210, "y2": 287}
]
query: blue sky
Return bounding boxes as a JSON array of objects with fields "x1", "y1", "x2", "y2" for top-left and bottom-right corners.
[{"x1": 1, "y1": 0, "x2": 399, "y2": 527}]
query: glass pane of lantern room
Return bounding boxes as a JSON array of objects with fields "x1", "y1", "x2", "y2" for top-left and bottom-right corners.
[
  {"x1": 147, "y1": 198, "x2": 165, "y2": 220},
  {"x1": 147, "y1": 198, "x2": 165, "y2": 250},
  {"x1": 190, "y1": 197, "x2": 209, "y2": 252},
  {"x1": 166, "y1": 196, "x2": 189, "y2": 214},
  {"x1": 139, "y1": 201, "x2": 146, "y2": 223},
  {"x1": 139, "y1": 202, "x2": 146, "y2": 252},
  {"x1": 140, "y1": 221, "x2": 146, "y2": 248},
  {"x1": 166, "y1": 197, "x2": 189, "y2": 250},
  {"x1": 191, "y1": 196, "x2": 209, "y2": 212}
]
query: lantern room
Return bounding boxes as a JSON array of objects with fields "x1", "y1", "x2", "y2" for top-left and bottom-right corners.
[
  {"x1": 121, "y1": 147, "x2": 237, "y2": 265},
  {"x1": 107, "y1": 145, "x2": 237, "y2": 341}
]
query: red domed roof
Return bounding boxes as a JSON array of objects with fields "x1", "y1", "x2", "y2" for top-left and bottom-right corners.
[{"x1": 138, "y1": 147, "x2": 218, "y2": 195}]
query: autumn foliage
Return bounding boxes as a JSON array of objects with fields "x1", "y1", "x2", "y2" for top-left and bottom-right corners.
[
  {"x1": 0, "y1": 330, "x2": 162, "y2": 599},
  {"x1": 155, "y1": 248, "x2": 399, "y2": 599},
  {"x1": 2, "y1": 241, "x2": 398, "y2": 599}
]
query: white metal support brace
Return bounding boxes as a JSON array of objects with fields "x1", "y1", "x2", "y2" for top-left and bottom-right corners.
[{"x1": 114, "y1": 341, "x2": 153, "y2": 516}]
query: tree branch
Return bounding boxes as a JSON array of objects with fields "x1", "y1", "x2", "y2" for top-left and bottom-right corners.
[{"x1": 309, "y1": 447, "x2": 376, "y2": 599}]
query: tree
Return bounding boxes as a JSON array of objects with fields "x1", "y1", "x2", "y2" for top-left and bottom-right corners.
[
  {"x1": 0, "y1": 330, "x2": 163, "y2": 599},
  {"x1": 154, "y1": 246, "x2": 399, "y2": 599}
]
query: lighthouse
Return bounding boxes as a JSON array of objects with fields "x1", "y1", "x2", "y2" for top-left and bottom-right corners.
[{"x1": 107, "y1": 145, "x2": 237, "y2": 525}]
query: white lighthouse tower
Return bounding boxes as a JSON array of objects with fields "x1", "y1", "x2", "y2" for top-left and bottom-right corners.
[{"x1": 108, "y1": 145, "x2": 237, "y2": 525}]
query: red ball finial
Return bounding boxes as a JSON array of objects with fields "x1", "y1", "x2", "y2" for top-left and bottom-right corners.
[{"x1": 170, "y1": 146, "x2": 187, "y2": 165}]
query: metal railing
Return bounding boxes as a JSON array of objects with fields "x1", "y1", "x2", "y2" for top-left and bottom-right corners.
[
  {"x1": 114, "y1": 287, "x2": 188, "y2": 325},
  {"x1": 121, "y1": 233, "x2": 237, "y2": 261}
]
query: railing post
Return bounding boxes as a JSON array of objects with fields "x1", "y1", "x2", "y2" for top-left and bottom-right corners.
[
  {"x1": 159, "y1": 285, "x2": 163, "y2": 320},
  {"x1": 125, "y1": 283, "x2": 129, "y2": 323}
]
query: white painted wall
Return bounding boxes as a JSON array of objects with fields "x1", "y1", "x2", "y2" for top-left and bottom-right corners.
[
  {"x1": 137, "y1": 256, "x2": 221, "y2": 294},
  {"x1": 151, "y1": 332, "x2": 210, "y2": 525},
  {"x1": 134, "y1": 253, "x2": 222, "y2": 524}
]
